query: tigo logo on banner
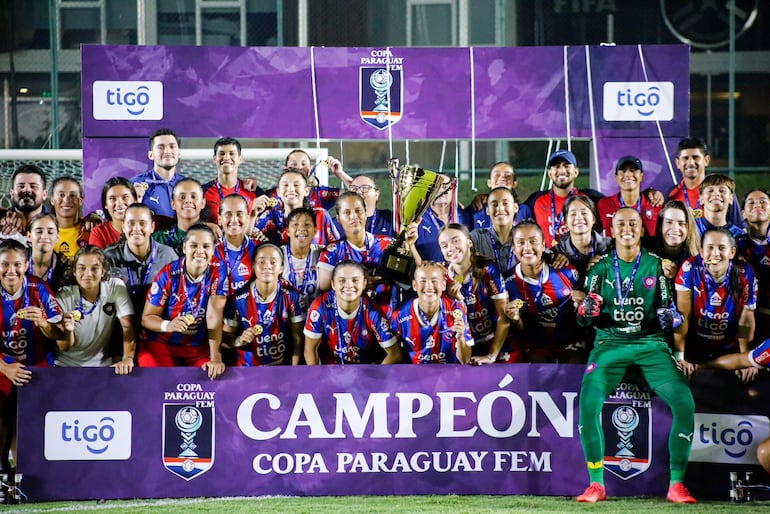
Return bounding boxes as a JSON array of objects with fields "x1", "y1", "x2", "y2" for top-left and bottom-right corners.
[
  {"x1": 603, "y1": 82, "x2": 674, "y2": 121},
  {"x1": 690, "y1": 413, "x2": 769, "y2": 464},
  {"x1": 93, "y1": 81, "x2": 163, "y2": 120},
  {"x1": 44, "y1": 411, "x2": 132, "y2": 460}
]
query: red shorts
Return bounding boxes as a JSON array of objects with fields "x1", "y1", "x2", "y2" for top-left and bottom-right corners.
[
  {"x1": 0, "y1": 358, "x2": 50, "y2": 408},
  {"x1": 138, "y1": 341, "x2": 211, "y2": 368}
]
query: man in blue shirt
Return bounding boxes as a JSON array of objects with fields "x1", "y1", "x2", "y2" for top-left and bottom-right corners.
[{"x1": 131, "y1": 128, "x2": 185, "y2": 219}]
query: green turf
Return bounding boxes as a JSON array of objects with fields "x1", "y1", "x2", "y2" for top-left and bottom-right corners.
[{"x1": 4, "y1": 495, "x2": 768, "y2": 513}]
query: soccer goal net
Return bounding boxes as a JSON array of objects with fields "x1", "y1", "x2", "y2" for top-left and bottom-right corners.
[{"x1": 0, "y1": 147, "x2": 329, "y2": 208}]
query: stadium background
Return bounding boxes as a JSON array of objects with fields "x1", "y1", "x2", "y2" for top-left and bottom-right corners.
[{"x1": 1, "y1": 1, "x2": 769, "y2": 208}]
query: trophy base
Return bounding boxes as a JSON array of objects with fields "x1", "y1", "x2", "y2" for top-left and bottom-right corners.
[{"x1": 377, "y1": 248, "x2": 416, "y2": 290}]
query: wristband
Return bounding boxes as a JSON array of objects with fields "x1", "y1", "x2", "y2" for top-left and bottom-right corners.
[
  {"x1": 161, "y1": 320, "x2": 170, "y2": 333},
  {"x1": 674, "y1": 351, "x2": 685, "y2": 361},
  {"x1": 487, "y1": 353, "x2": 497, "y2": 362}
]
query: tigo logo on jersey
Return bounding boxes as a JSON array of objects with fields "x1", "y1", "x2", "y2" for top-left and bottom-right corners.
[
  {"x1": 93, "y1": 81, "x2": 163, "y2": 120},
  {"x1": 603, "y1": 82, "x2": 674, "y2": 121},
  {"x1": 44, "y1": 411, "x2": 132, "y2": 460},
  {"x1": 690, "y1": 413, "x2": 770, "y2": 464}
]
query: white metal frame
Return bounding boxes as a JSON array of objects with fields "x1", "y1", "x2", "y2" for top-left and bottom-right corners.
[
  {"x1": 195, "y1": 0, "x2": 247, "y2": 47},
  {"x1": 55, "y1": 0, "x2": 106, "y2": 51},
  {"x1": 406, "y1": 0, "x2": 457, "y2": 46}
]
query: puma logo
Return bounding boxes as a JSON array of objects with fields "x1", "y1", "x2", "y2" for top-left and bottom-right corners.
[{"x1": 678, "y1": 432, "x2": 693, "y2": 442}]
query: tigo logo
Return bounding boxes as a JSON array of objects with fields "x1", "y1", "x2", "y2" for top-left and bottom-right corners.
[
  {"x1": 603, "y1": 82, "x2": 674, "y2": 121},
  {"x1": 690, "y1": 413, "x2": 769, "y2": 464},
  {"x1": 93, "y1": 81, "x2": 163, "y2": 120},
  {"x1": 44, "y1": 411, "x2": 132, "y2": 461}
]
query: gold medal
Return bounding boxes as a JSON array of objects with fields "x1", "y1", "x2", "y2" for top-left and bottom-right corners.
[
  {"x1": 71, "y1": 310, "x2": 82, "y2": 322},
  {"x1": 692, "y1": 208, "x2": 702, "y2": 219},
  {"x1": 511, "y1": 299, "x2": 524, "y2": 310},
  {"x1": 17, "y1": 309, "x2": 26, "y2": 319},
  {"x1": 137, "y1": 182, "x2": 149, "y2": 191},
  {"x1": 253, "y1": 325, "x2": 263, "y2": 335},
  {"x1": 267, "y1": 198, "x2": 278, "y2": 207},
  {"x1": 450, "y1": 309, "x2": 463, "y2": 320},
  {"x1": 184, "y1": 314, "x2": 196, "y2": 324},
  {"x1": 661, "y1": 259, "x2": 673, "y2": 268}
]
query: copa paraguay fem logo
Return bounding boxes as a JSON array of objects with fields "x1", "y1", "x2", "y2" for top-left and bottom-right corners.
[
  {"x1": 602, "y1": 380, "x2": 653, "y2": 480},
  {"x1": 359, "y1": 50, "x2": 404, "y2": 130},
  {"x1": 162, "y1": 383, "x2": 216, "y2": 480}
]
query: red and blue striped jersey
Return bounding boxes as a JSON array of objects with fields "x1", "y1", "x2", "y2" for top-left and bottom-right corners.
[
  {"x1": 740, "y1": 236, "x2": 770, "y2": 310},
  {"x1": 214, "y1": 237, "x2": 259, "y2": 294},
  {"x1": 391, "y1": 296, "x2": 473, "y2": 364},
  {"x1": 675, "y1": 255, "x2": 757, "y2": 360},
  {"x1": 144, "y1": 257, "x2": 228, "y2": 347},
  {"x1": 319, "y1": 233, "x2": 394, "y2": 316},
  {"x1": 1, "y1": 276, "x2": 61, "y2": 365},
  {"x1": 256, "y1": 206, "x2": 339, "y2": 245},
  {"x1": 224, "y1": 280, "x2": 304, "y2": 366},
  {"x1": 304, "y1": 291, "x2": 397, "y2": 364},
  {"x1": 447, "y1": 263, "x2": 508, "y2": 349},
  {"x1": 506, "y1": 263, "x2": 581, "y2": 348}
]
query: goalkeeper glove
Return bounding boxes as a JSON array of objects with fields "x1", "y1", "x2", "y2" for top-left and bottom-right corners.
[{"x1": 578, "y1": 292, "x2": 603, "y2": 318}]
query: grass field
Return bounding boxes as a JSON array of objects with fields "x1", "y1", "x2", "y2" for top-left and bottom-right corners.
[{"x1": 4, "y1": 494, "x2": 769, "y2": 513}]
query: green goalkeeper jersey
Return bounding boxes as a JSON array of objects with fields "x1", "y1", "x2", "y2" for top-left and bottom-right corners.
[{"x1": 580, "y1": 247, "x2": 671, "y2": 344}]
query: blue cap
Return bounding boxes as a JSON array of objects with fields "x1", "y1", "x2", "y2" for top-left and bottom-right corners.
[
  {"x1": 547, "y1": 149, "x2": 577, "y2": 168},
  {"x1": 615, "y1": 155, "x2": 643, "y2": 173}
]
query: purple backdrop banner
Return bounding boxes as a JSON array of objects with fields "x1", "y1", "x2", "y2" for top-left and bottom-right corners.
[
  {"x1": 80, "y1": 44, "x2": 689, "y2": 213},
  {"x1": 18, "y1": 365, "x2": 768, "y2": 502},
  {"x1": 81, "y1": 45, "x2": 689, "y2": 140}
]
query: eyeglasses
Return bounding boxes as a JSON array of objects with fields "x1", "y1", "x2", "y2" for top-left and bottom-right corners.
[{"x1": 349, "y1": 185, "x2": 378, "y2": 194}]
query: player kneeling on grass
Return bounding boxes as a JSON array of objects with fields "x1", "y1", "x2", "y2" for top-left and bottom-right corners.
[
  {"x1": 575, "y1": 207, "x2": 696, "y2": 504},
  {"x1": 700, "y1": 339, "x2": 770, "y2": 475}
]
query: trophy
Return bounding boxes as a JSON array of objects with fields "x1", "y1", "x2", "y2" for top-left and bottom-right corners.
[{"x1": 377, "y1": 158, "x2": 450, "y2": 289}]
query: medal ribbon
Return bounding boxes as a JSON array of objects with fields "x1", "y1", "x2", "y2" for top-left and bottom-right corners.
[
  {"x1": 181, "y1": 263, "x2": 209, "y2": 320},
  {"x1": 550, "y1": 189, "x2": 575, "y2": 240},
  {"x1": 127, "y1": 242, "x2": 157, "y2": 289},
  {"x1": 612, "y1": 250, "x2": 642, "y2": 307},
  {"x1": 287, "y1": 245, "x2": 313, "y2": 294},
  {"x1": 216, "y1": 178, "x2": 240, "y2": 200},
  {"x1": 491, "y1": 232, "x2": 516, "y2": 274},
  {"x1": 331, "y1": 290, "x2": 362, "y2": 364},
  {"x1": 618, "y1": 192, "x2": 642, "y2": 213},
  {"x1": 78, "y1": 290, "x2": 100, "y2": 317},
  {"x1": 2, "y1": 280, "x2": 30, "y2": 355}
]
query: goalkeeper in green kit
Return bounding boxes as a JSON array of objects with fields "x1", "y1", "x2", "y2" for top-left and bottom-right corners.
[{"x1": 575, "y1": 207, "x2": 696, "y2": 504}]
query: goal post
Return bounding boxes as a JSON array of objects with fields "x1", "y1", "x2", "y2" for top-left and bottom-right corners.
[{"x1": 0, "y1": 147, "x2": 329, "y2": 209}]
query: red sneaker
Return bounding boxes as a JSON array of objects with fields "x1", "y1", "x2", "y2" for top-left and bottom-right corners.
[
  {"x1": 667, "y1": 482, "x2": 697, "y2": 504},
  {"x1": 577, "y1": 482, "x2": 607, "y2": 503}
]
